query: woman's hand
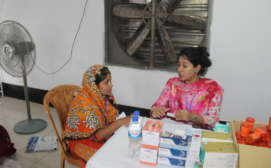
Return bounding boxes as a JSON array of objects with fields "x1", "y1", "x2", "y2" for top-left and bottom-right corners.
[
  {"x1": 97, "y1": 114, "x2": 132, "y2": 140},
  {"x1": 151, "y1": 106, "x2": 170, "y2": 118},
  {"x1": 117, "y1": 115, "x2": 132, "y2": 127},
  {"x1": 174, "y1": 110, "x2": 190, "y2": 121}
]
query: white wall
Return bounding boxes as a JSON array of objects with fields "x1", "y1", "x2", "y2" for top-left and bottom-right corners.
[
  {"x1": 0, "y1": 0, "x2": 270, "y2": 122},
  {"x1": 208, "y1": 1, "x2": 271, "y2": 122}
]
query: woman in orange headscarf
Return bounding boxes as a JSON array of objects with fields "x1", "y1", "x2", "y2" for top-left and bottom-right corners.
[{"x1": 63, "y1": 65, "x2": 131, "y2": 165}]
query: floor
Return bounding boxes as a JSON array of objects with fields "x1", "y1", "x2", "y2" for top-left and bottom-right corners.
[{"x1": 0, "y1": 96, "x2": 80, "y2": 168}]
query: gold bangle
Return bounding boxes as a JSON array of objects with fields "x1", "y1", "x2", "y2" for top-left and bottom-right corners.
[{"x1": 151, "y1": 112, "x2": 155, "y2": 118}]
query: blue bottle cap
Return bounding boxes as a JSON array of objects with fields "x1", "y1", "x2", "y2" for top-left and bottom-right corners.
[
  {"x1": 134, "y1": 110, "x2": 140, "y2": 116},
  {"x1": 132, "y1": 116, "x2": 138, "y2": 122}
]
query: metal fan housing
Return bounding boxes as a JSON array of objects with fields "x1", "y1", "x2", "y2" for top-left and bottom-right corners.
[{"x1": 107, "y1": 0, "x2": 209, "y2": 66}]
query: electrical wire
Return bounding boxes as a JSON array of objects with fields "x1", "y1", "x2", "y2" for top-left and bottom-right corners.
[{"x1": 34, "y1": 0, "x2": 89, "y2": 75}]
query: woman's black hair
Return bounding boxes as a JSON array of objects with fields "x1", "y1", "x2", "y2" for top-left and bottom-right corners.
[
  {"x1": 95, "y1": 66, "x2": 120, "y2": 111},
  {"x1": 179, "y1": 46, "x2": 211, "y2": 75},
  {"x1": 95, "y1": 66, "x2": 110, "y2": 86}
]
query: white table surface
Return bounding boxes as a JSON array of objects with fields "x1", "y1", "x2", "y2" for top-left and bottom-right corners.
[{"x1": 86, "y1": 118, "x2": 192, "y2": 168}]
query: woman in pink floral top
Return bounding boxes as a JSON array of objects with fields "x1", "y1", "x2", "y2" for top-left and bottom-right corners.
[{"x1": 151, "y1": 47, "x2": 224, "y2": 128}]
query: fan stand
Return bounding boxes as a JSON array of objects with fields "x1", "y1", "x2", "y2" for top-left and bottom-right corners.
[{"x1": 13, "y1": 60, "x2": 47, "y2": 134}]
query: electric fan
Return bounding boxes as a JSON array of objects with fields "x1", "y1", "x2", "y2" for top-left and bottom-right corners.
[
  {"x1": 0, "y1": 20, "x2": 47, "y2": 134},
  {"x1": 109, "y1": 0, "x2": 208, "y2": 64}
]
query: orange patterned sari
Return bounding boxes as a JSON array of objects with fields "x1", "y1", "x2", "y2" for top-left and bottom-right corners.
[{"x1": 63, "y1": 65, "x2": 119, "y2": 162}]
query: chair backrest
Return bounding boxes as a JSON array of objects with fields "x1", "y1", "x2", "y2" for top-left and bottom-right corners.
[{"x1": 43, "y1": 85, "x2": 81, "y2": 154}]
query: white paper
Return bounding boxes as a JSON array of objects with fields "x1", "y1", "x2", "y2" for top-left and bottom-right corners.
[
  {"x1": 174, "y1": 129, "x2": 186, "y2": 136},
  {"x1": 166, "y1": 112, "x2": 176, "y2": 118},
  {"x1": 116, "y1": 111, "x2": 126, "y2": 120},
  {"x1": 114, "y1": 112, "x2": 127, "y2": 134},
  {"x1": 26, "y1": 136, "x2": 58, "y2": 152},
  {"x1": 161, "y1": 118, "x2": 192, "y2": 134},
  {"x1": 185, "y1": 159, "x2": 195, "y2": 168}
]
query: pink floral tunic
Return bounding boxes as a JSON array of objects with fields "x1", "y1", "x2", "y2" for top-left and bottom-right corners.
[{"x1": 151, "y1": 77, "x2": 224, "y2": 128}]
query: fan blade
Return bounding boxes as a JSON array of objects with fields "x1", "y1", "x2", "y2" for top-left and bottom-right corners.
[
  {"x1": 113, "y1": 4, "x2": 148, "y2": 19},
  {"x1": 144, "y1": 0, "x2": 152, "y2": 4},
  {"x1": 112, "y1": 3, "x2": 166, "y2": 19},
  {"x1": 166, "y1": 14, "x2": 206, "y2": 30},
  {"x1": 160, "y1": 0, "x2": 182, "y2": 14},
  {"x1": 126, "y1": 21, "x2": 151, "y2": 56},
  {"x1": 123, "y1": 0, "x2": 148, "y2": 4},
  {"x1": 156, "y1": 19, "x2": 177, "y2": 63},
  {"x1": 144, "y1": 0, "x2": 162, "y2": 5}
]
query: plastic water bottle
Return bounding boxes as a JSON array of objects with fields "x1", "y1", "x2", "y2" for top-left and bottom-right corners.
[
  {"x1": 128, "y1": 116, "x2": 142, "y2": 158},
  {"x1": 133, "y1": 110, "x2": 142, "y2": 128}
]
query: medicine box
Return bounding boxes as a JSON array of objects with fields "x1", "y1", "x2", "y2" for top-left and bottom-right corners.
[
  {"x1": 186, "y1": 128, "x2": 203, "y2": 143},
  {"x1": 201, "y1": 130, "x2": 233, "y2": 143},
  {"x1": 188, "y1": 133, "x2": 202, "y2": 162},
  {"x1": 200, "y1": 142, "x2": 238, "y2": 168},
  {"x1": 140, "y1": 147, "x2": 158, "y2": 166},
  {"x1": 157, "y1": 156, "x2": 186, "y2": 168},
  {"x1": 229, "y1": 119, "x2": 271, "y2": 168},
  {"x1": 158, "y1": 147, "x2": 187, "y2": 160},
  {"x1": 160, "y1": 137, "x2": 188, "y2": 150},
  {"x1": 141, "y1": 120, "x2": 163, "y2": 150}
]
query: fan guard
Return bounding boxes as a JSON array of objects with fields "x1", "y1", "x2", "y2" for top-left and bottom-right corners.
[
  {"x1": 0, "y1": 21, "x2": 35, "y2": 77},
  {"x1": 109, "y1": 0, "x2": 208, "y2": 65},
  {"x1": 0, "y1": 20, "x2": 47, "y2": 134}
]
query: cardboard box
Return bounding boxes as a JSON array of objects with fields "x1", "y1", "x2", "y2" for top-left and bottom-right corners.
[
  {"x1": 229, "y1": 119, "x2": 271, "y2": 168},
  {"x1": 200, "y1": 142, "x2": 238, "y2": 168},
  {"x1": 142, "y1": 120, "x2": 163, "y2": 150},
  {"x1": 202, "y1": 130, "x2": 233, "y2": 143}
]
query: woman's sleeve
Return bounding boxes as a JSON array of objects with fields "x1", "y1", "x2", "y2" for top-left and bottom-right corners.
[
  {"x1": 203, "y1": 90, "x2": 224, "y2": 128},
  {"x1": 150, "y1": 80, "x2": 172, "y2": 118}
]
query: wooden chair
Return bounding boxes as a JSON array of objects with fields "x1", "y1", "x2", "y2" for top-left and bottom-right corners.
[{"x1": 43, "y1": 85, "x2": 82, "y2": 168}]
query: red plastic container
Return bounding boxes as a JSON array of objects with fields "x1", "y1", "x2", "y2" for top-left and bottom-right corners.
[
  {"x1": 246, "y1": 117, "x2": 255, "y2": 132},
  {"x1": 261, "y1": 132, "x2": 269, "y2": 142},
  {"x1": 258, "y1": 127, "x2": 268, "y2": 132},
  {"x1": 239, "y1": 138, "x2": 248, "y2": 144},
  {"x1": 236, "y1": 134, "x2": 242, "y2": 141},
  {"x1": 250, "y1": 142, "x2": 259, "y2": 146},
  {"x1": 235, "y1": 131, "x2": 241, "y2": 136},
  {"x1": 255, "y1": 127, "x2": 267, "y2": 135},
  {"x1": 235, "y1": 131, "x2": 242, "y2": 141},
  {"x1": 258, "y1": 142, "x2": 267, "y2": 147},
  {"x1": 246, "y1": 132, "x2": 261, "y2": 144},
  {"x1": 241, "y1": 122, "x2": 251, "y2": 137}
]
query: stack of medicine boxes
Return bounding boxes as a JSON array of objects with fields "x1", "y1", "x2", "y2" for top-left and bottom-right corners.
[
  {"x1": 140, "y1": 120, "x2": 163, "y2": 166},
  {"x1": 157, "y1": 128, "x2": 203, "y2": 167},
  {"x1": 157, "y1": 136, "x2": 188, "y2": 167},
  {"x1": 200, "y1": 130, "x2": 238, "y2": 168}
]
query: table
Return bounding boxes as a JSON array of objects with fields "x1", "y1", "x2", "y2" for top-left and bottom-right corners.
[{"x1": 86, "y1": 118, "x2": 192, "y2": 168}]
